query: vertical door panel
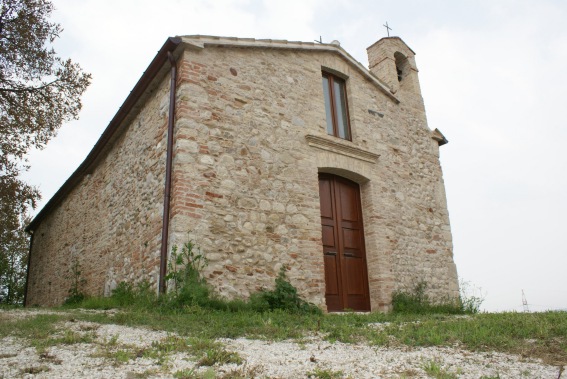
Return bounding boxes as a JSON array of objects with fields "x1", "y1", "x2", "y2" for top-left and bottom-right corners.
[
  {"x1": 323, "y1": 254, "x2": 341, "y2": 311},
  {"x1": 319, "y1": 175, "x2": 342, "y2": 311}
]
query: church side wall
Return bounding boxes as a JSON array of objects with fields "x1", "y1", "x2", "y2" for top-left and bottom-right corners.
[
  {"x1": 381, "y1": 97, "x2": 458, "y2": 302},
  {"x1": 26, "y1": 75, "x2": 171, "y2": 306}
]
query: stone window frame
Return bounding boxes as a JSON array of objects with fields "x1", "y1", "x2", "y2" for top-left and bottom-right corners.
[{"x1": 321, "y1": 71, "x2": 352, "y2": 141}]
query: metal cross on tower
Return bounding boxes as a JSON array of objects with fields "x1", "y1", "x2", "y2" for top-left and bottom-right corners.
[{"x1": 383, "y1": 22, "x2": 392, "y2": 37}]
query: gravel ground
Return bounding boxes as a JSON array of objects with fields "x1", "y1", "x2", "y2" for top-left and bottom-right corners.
[{"x1": 0, "y1": 309, "x2": 561, "y2": 378}]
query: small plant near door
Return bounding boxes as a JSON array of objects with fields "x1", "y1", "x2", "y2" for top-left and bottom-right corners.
[
  {"x1": 64, "y1": 257, "x2": 86, "y2": 304},
  {"x1": 249, "y1": 266, "x2": 321, "y2": 314}
]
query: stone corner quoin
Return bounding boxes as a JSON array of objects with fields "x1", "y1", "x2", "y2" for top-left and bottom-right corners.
[{"x1": 25, "y1": 35, "x2": 459, "y2": 312}]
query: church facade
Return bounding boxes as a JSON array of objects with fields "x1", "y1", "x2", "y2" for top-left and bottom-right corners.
[{"x1": 25, "y1": 35, "x2": 459, "y2": 311}]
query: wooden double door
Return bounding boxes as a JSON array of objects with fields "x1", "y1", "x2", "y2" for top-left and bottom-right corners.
[{"x1": 318, "y1": 174, "x2": 370, "y2": 311}]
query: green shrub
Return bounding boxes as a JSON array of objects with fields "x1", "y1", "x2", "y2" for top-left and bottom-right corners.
[
  {"x1": 248, "y1": 267, "x2": 321, "y2": 314},
  {"x1": 160, "y1": 238, "x2": 213, "y2": 310},
  {"x1": 392, "y1": 281, "x2": 428, "y2": 314},
  {"x1": 165, "y1": 239, "x2": 208, "y2": 295},
  {"x1": 392, "y1": 281, "x2": 481, "y2": 315},
  {"x1": 110, "y1": 280, "x2": 156, "y2": 308},
  {"x1": 111, "y1": 282, "x2": 136, "y2": 304}
]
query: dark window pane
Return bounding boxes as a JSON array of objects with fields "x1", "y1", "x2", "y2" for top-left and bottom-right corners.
[
  {"x1": 322, "y1": 76, "x2": 334, "y2": 135},
  {"x1": 333, "y1": 79, "x2": 350, "y2": 140},
  {"x1": 321, "y1": 72, "x2": 351, "y2": 141}
]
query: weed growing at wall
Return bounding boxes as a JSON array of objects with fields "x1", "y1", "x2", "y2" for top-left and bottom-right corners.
[
  {"x1": 392, "y1": 281, "x2": 482, "y2": 315},
  {"x1": 165, "y1": 239, "x2": 208, "y2": 296},
  {"x1": 64, "y1": 258, "x2": 86, "y2": 305},
  {"x1": 161, "y1": 238, "x2": 213, "y2": 309},
  {"x1": 459, "y1": 280, "x2": 484, "y2": 314},
  {"x1": 249, "y1": 266, "x2": 321, "y2": 314},
  {"x1": 111, "y1": 280, "x2": 155, "y2": 307}
]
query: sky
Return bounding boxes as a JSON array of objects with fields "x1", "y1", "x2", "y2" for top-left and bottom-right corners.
[{"x1": 21, "y1": 0, "x2": 567, "y2": 312}]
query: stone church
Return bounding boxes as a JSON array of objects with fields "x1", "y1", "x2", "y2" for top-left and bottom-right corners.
[{"x1": 25, "y1": 35, "x2": 459, "y2": 311}]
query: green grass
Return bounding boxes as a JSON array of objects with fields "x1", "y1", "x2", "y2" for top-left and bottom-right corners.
[
  {"x1": 0, "y1": 312, "x2": 100, "y2": 354},
  {"x1": 0, "y1": 313, "x2": 61, "y2": 342},
  {"x1": 49, "y1": 329, "x2": 95, "y2": 345},
  {"x1": 196, "y1": 345, "x2": 242, "y2": 367},
  {"x1": 65, "y1": 308, "x2": 566, "y2": 365},
  {"x1": 89, "y1": 332, "x2": 242, "y2": 368},
  {"x1": 75, "y1": 307, "x2": 320, "y2": 340},
  {"x1": 2, "y1": 306, "x2": 566, "y2": 367}
]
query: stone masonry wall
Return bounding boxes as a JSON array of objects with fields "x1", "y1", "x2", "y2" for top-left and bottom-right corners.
[
  {"x1": 169, "y1": 47, "x2": 329, "y2": 307},
  {"x1": 26, "y1": 74, "x2": 172, "y2": 306}
]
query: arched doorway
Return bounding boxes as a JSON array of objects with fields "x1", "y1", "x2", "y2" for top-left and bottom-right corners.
[{"x1": 318, "y1": 173, "x2": 370, "y2": 311}]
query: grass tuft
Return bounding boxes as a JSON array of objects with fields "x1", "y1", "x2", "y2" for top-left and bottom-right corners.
[
  {"x1": 20, "y1": 365, "x2": 50, "y2": 375},
  {"x1": 197, "y1": 347, "x2": 242, "y2": 367},
  {"x1": 173, "y1": 368, "x2": 216, "y2": 379},
  {"x1": 422, "y1": 359, "x2": 458, "y2": 379},
  {"x1": 187, "y1": 338, "x2": 242, "y2": 367},
  {"x1": 306, "y1": 367, "x2": 345, "y2": 379}
]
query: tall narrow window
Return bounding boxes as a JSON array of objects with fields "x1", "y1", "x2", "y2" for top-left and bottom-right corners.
[{"x1": 322, "y1": 72, "x2": 351, "y2": 140}]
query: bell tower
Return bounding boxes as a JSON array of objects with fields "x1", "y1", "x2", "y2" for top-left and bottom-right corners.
[{"x1": 366, "y1": 37, "x2": 422, "y2": 97}]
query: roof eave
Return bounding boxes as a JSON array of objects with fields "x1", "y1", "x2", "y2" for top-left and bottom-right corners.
[{"x1": 26, "y1": 37, "x2": 183, "y2": 232}]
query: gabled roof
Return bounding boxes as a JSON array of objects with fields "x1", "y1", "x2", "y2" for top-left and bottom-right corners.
[
  {"x1": 26, "y1": 35, "x2": 399, "y2": 232},
  {"x1": 367, "y1": 36, "x2": 416, "y2": 55},
  {"x1": 179, "y1": 35, "x2": 399, "y2": 103}
]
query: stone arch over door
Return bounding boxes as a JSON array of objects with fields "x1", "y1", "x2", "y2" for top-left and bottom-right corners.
[{"x1": 318, "y1": 173, "x2": 371, "y2": 311}]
